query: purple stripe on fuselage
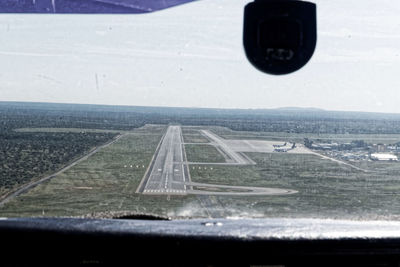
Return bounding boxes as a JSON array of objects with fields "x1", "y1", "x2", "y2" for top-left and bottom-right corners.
[{"x1": 0, "y1": 0, "x2": 198, "y2": 14}]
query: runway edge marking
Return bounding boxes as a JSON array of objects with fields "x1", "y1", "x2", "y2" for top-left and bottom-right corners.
[
  {"x1": 179, "y1": 127, "x2": 191, "y2": 191},
  {"x1": 135, "y1": 126, "x2": 168, "y2": 193}
]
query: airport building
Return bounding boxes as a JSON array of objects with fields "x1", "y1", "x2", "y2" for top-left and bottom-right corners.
[{"x1": 370, "y1": 153, "x2": 398, "y2": 161}]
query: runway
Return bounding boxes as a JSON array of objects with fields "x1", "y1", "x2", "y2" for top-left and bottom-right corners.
[
  {"x1": 137, "y1": 126, "x2": 297, "y2": 196},
  {"x1": 141, "y1": 125, "x2": 188, "y2": 195}
]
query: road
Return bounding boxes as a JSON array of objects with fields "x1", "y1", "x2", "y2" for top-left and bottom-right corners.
[
  {"x1": 310, "y1": 151, "x2": 371, "y2": 173},
  {"x1": 0, "y1": 133, "x2": 126, "y2": 206},
  {"x1": 141, "y1": 126, "x2": 189, "y2": 195}
]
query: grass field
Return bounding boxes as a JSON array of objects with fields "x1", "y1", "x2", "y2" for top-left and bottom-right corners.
[
  {"x1": 190, "y1": 152, "x2": 400, "y2": 219},
  {"x1": 210, "y1": 126, "x2": 400, "y2": 144},
  {"x1": 185, "y1": 144, "x2": 226, "y2": 163},
  {"x1": 0, "y1": 126, "x2": 203, "y2": 218},
  {"x1": 182, "y1": 127, "x2": 210, "y2": 143},
  {"x1": 0, "y1": 130, "x2": 117, "y2": 199},
  {"x1": 15, "y1": 128, "x2": 124, "y2": 134},
  {"x1": 4, "y1": 125, "x2": 400, "y2": 220}
]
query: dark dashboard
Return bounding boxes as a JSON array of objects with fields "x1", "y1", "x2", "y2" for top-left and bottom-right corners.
[{"x1": 2, "y1": 217, "x2": 400, "y2": 266}]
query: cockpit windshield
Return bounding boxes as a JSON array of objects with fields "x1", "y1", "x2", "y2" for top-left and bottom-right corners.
[{"x1": 1, "y1": 0, "x2": 400, "y2": 220}]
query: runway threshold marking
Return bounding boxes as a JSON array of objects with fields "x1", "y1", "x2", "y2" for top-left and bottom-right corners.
[{"x1": 140, "y1": 126, "x2": 187, "y2": 195}]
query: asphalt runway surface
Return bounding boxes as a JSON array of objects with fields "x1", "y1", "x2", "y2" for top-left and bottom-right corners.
[{"x1": 142, "y1": 126, "x2": 188, "y2": 195}]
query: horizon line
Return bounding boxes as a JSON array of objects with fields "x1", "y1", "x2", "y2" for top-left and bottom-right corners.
[{"x1": 1, "y1": 100, "x2": 399, "y2": 116}]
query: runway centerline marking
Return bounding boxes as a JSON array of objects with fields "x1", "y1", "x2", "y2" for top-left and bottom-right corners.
[{"x1": 140, "y1": 126, "x2": 187, "y2": 195}]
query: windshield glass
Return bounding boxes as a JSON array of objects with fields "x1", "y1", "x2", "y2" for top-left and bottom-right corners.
[{"x1": 1, "y1": 0, "x2": 400, "y2": 220}]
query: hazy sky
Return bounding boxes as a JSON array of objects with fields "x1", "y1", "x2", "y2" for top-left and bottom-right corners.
[{"x1": 1, "y1": 0, "x2": 400, "y2": 112}]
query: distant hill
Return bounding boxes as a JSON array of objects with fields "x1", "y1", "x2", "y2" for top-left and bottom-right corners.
[
  {"x1": 274, "y1": 107, "x2": 325, "y2": 112},
  {"x1": 1, "y1": 101, "x2": 400, "y2": 121},
  {"x1": 3, "y1": 101, "x2": 400, "y2": 134}
]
